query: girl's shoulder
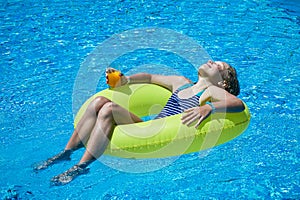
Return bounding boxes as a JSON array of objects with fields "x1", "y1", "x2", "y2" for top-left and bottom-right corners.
[{"x1": 172, "y1": 77, "x2": 193, "y2": 92}]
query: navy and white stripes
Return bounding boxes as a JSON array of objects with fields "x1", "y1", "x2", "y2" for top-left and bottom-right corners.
[{"x1": 155, "y1": 84, "x2": 205, "y2": 119}]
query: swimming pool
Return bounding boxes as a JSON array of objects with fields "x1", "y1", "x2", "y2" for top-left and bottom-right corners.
[{"x1": 1, "y1": 0, "x2": 299, "y2": 199}]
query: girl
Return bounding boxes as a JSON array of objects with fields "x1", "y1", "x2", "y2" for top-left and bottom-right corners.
[{"x1": 35, "y1": 60, "x2": 244, "y2": 185}]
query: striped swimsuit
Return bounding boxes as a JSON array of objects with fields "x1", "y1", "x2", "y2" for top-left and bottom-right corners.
[{"x1": 155, "y1": 83, "x2": 205, "y2": 119}]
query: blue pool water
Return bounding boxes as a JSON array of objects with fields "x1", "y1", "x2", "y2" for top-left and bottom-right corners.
[{"x1": 1, "y1": 0, "x2": 299, "y2": 199}]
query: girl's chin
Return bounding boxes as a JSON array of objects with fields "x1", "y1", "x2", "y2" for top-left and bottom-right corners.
[{"x1": 198, "y1": 68, "x2": 208, "y2": 77}]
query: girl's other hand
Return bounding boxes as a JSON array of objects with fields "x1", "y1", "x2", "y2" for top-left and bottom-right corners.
[{"x1": 181, "y1": 105, "x2": 212, "y2": 128}]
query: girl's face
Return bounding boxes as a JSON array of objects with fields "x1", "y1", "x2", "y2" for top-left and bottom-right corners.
[{"x1": 198, "y1": 60, "x2": 229, "y2": 81}]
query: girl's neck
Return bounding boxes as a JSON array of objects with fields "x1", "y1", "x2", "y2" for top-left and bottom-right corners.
[{"x1": 194, "y1": 78, "x2": 213, "y2": 89}]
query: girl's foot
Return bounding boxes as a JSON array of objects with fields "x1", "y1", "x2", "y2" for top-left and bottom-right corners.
[
  {"x1": 33, "y1": 149, "x2": 72, "y2": 171},
  {"x1": 50, "y1": 163, "x2": 89, "y2": 186}
]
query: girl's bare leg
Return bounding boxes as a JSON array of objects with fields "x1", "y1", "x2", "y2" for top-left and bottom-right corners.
[
  {"x1": 79, "y1": 101, "x2": 142, "y2": 163},
  {"x1": 65, "y1": 96, "x2": 111, "y2": 150},
  {"x1": 51, "y1": 102, "x2": 142, "y2": 185},
  {"x1": 34, "y1": 96, "x2": 110, "y2": 171}
]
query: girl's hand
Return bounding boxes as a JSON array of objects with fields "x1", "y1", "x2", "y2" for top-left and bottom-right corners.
[
  {"x1": 181, "y1": 104, "x2": 212, "y2": 128},
  {"x1": 106, "y1": 68, "x2": 128, "y2": 88}
]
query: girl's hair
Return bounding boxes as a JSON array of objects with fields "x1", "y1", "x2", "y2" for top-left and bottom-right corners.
[{"x1": 219, "y1": 65, "x2": 240, "y2": 96}]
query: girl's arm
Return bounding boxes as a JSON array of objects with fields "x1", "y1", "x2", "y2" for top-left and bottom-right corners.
[
  {"x1": 107, "y1": 67, "x2": 190, "y2": 92},
  {"x1": 203, "y1": 85, "x2": 245, "y2": 113},
  {"x1": 124, "y1": 73, "x2": 189, "y2": 92},
  {"x1": 182, "y1": 86, "x2": 245, "y2": 128}
]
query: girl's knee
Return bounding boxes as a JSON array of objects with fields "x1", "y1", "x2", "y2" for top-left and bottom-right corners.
[
  {"x1": 87, "y1": 96, "x2": 110, "y2": 113},
  {"x1": 93, "y1": 96, "x2": 110, "y2": 105},
  {"x1": 98, "y1": 102, "x2": 113, "y2": 119}
]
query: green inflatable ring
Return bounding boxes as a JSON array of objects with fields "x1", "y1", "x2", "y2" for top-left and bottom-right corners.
[{"x1": 74, "y1": 84, "x2": 251, "y2": 159}]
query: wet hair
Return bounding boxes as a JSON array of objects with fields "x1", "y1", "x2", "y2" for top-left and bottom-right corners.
[{"x1": 218, "y1": 64, "x2": 240, "y2": 96}]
